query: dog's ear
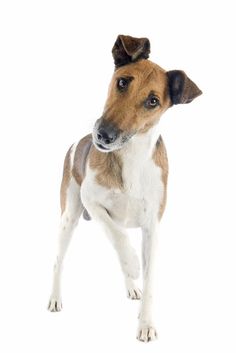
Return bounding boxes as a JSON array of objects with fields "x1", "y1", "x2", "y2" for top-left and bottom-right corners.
[
  {"x1": 167, "y1": 70, "x2": 202, "y2": 105},
  {"x1": 112, "y1": 35, "x2": 150, "y2": 68}
]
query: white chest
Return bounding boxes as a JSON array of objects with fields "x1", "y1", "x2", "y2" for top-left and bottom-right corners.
[
  {"x1": 117, "y1": 156, "x2": 163, "y2": 227},
  {"x1": 81, "y1": 132, "x2": 164, "y2": 228}
]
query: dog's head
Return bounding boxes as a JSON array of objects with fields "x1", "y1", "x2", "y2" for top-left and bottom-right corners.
[{"x1": 93, "y1": 35, "x2": 202, "y2": 152}]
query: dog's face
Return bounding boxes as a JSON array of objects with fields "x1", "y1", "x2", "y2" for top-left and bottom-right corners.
[{"x1": 93, "y1": 35, "x2": 202, "y2": 152}]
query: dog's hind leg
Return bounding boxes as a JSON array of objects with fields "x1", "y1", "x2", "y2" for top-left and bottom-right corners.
[
  {"x1": 136, "y1": 221, "x2": 159, "y2": 342},
  {"x1": 48, "y1": 147, "x2": 83, "y2": 312}
]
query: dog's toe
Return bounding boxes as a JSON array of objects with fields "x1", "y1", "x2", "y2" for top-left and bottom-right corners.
[
  {"x1": 136, "y1": 326, "x2": 157, "y2": 342},
  {"x1": 127, "y1": 287, "x2": 142, "y2": 300},
  {"x1": 125, "y1": 278, "x2": 141, "y2": 300},
  {"x1": 48, "y1": 298, "x2": 62, "y2": 312}
]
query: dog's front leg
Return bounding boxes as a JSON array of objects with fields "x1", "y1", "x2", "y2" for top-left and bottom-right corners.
[
  {"x1": 137, "y1": 221, "x2": 159, "y2": 342},
  {"x1": 84, "y1": 203, "x2": 141, "y2": 299}
]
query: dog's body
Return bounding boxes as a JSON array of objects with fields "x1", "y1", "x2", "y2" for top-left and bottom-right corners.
[{"x1": 48, "y1": 35, "x2": 202, "y2": 342}]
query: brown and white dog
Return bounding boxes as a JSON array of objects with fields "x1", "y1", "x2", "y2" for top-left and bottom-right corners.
[{"x1": 48, "y1": 35, "x2": 202, "y2": 342}]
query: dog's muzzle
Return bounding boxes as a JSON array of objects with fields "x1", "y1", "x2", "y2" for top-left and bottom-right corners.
[
  {"x1": 92, "y1": 118, "x2": 120, "y2": 152},
  {"x1": 92, "y1": 117, "x2": 135, "y2": 152},
  {"x1": 97, "y1": 126, "x2": 117, "y2": 146}
]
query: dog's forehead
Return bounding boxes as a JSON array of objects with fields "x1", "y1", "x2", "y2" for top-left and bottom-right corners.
[{"x1": 113, "y1": 60, "x2": 166, "y2": 82}]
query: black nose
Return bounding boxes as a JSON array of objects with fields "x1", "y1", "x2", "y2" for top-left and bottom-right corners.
[{"x1": 97, "y1": 127, "x2": 117, "y2": 145}]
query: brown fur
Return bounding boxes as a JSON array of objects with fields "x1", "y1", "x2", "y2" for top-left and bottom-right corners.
[
  {"x1": 60, "y1": 145, "x2": 72, "y2": 214},
  {"x1": 167, "y1": 70, "x2": 202, "y2": 105},
  {"x1": 112, "y1": 35, "x2": 150, "y2": 68},
  {"x1": 89, "y1": 146, "x2": 123, "y2": 189},
  {"x1": 61, "y1": 42, "x2": 201, "y2": 220},
  {"x1": 152, "y1": 136, "x2": 169, "y2": 219},
  {"x1": 72, "y1": 134, "x2": 93, "y2": 185},
  {"x1": 87, "y1": 60, "x2": 171, "y2": 192},
  {"x1": 60, "y1": 135, "x2": 92, "y2": 215},
  {"x1": 103, "y1": 60, "x2": 171, "y2": 135}
]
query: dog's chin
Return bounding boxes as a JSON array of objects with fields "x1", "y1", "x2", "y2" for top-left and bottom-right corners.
[
  {"x1": 93, "y1": 139, "x2": 130, "y2": 153},
  {"x1": 94, "y1": 142, "x2": 112, "y2": 152},
  {"x1": 93, "y1": 141, "x2": 122, "y2": 153},
  {"x1": 92, "y1": 133, "x2": 135, "y2": 153}
]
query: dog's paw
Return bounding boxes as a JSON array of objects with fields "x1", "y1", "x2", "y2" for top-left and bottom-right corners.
[
  {"x1": 48, "y1": 297, "x2": 62, "y2": 312},
  {"x1": 125, "y1": 278, "x2": 141, "y2": 300},
  {"x1": 136, "y1": 326, "x2": 158, "y2": 342},
  {"x1": 127, "y1": 287, "x2": 142, "y2": 300}
]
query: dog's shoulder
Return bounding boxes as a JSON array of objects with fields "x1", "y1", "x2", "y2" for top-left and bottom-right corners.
[
  {"x1": 71, "y1": 134, "x2": 93, "y2": 185},
  {"x1": 152, "y1": 135, "x2": 168, "y2": 174},
  {"x1": 152, "y1": 135, "x2": 168, "y2": 219}
]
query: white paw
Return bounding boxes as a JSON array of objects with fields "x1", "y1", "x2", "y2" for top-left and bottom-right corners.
[
  {"x1": 136, "y1": 326, "x2": 158, "y2": 342},
  {"x1": 127, "y1": 287, "x2": 142, "y2": 300},
  {"x1": 48, "y1": 297, "x2": 62, "y2": 312},
  {"x1": 125, "y1": 278, "x2": 142, "y2": 300},
  {"x1": 121, "y1": 248, "x2": 140, "y2": 279}
]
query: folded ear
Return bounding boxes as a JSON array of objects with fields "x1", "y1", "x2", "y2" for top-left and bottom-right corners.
[
  {"x1": 167, "y1": 70, "x2": 202, "y2": 105},
  {"x1": 112, "y1": 35, "x2": 150, "y2": 68}
]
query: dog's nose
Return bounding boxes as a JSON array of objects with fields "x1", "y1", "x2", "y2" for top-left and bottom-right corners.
[{"x1": 97, "y1": 127, "x2": 117, "y2": 145}]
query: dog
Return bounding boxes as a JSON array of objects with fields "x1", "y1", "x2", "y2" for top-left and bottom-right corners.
[{"x1": 48, "y1": 35, "x2": 202, "y2": 342}]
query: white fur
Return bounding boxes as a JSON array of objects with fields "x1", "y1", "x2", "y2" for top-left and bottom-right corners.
[
  {"x1": 48, "y1": 176, "x2": 83, "y2": 312},
  {"x1": 81, "y1": 125, "x2": 163, "y2": 341},
  {"x1": 70, "y1": 142, "x2": 77, "y2": 165},
  {"x1": 82, "y1": 126, "x2": 163, "y2": 228},
  {"x1": 49, "y1": 125, "x2": 163, "y2": 342}
]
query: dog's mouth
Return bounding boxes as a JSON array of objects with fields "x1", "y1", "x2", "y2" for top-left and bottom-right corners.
[
  {"x1": 92, "y1": 119, "x2": 136, "y2": 153},
  {"x1": 93, "y1": 133, "x2": 135, "y2": 153},
  {"x1": 93, "y1": 139, "x2": 121, "y2": 153},
  {"x1": 94, "y1": 142, "x2": 111, "y2": 151}
]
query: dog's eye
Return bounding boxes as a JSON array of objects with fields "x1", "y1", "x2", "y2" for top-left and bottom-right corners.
[
  {"x1": 117, "y1": 78, "x2": 129, "y2": 90},
  {"x1": 145, "y1": 95, "x2": 160, "y2": 109}
]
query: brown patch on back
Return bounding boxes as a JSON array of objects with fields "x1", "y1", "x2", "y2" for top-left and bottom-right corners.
[
  {"x1": 89, "y1": 146, "x2": 123, "y2": 189},
  {"x1": 60, "y1": 145, "x2": 72, "y2": 214},
  {"x1": 60, "y1": 134, "x2": 92, "y2": 215},
  {"x1": 152, "y1": 136, "x2": 169, "y2": 219},
  {"x1": 72, "y1": 134, "x2": 93, "y2": 185}
]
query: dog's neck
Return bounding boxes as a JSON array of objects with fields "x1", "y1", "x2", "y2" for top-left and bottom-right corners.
[{"x1": 118, "y1": 124, "x2": 160, "y2": 161}]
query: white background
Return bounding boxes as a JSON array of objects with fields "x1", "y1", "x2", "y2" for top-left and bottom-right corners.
[{"x1": 0, "y1": 0, "x2": 236, "y2": 352}]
